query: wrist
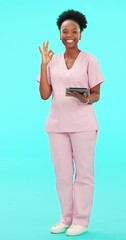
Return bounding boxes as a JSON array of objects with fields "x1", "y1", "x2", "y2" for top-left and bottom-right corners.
[{"x1": 41, "y1": 62, "x2": 47, "y2": 67}]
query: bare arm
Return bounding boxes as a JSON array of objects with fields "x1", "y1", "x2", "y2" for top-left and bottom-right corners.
[
  {"x1": 39, "y1": 63, "x2": 52, "y2": 100},
  {"x1": 87, "y1": 84, "x2": 100, "y2": 104},
  {"x1": 38, "y1": 41, "x2": 54, "y2": 100}
]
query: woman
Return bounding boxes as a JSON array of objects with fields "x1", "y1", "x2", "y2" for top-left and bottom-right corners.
[{"x1": 37, "y1": 9, "x2": 104, "y2": 236}]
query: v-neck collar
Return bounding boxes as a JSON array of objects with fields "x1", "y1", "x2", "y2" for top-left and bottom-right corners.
[{"x1": 62, "y1": 51, "x2": 82, "y2": 71}]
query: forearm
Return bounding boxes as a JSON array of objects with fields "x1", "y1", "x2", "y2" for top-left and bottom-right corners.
[
  {"x1": 87, "y1": 92, "x2": 100, "y2": 104},
  {"x1": 39, "y1": 63, "x2": 52, "y2": 100}
]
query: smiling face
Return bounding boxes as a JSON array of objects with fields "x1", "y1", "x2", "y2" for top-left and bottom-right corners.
[{"x1": 60, "y1": 20, "x2": 81, "y2": 49}]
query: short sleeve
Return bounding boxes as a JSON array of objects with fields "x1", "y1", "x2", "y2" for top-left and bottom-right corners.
[
  {"x1": 36, "y1": 63, "x2": 51, "y2": 85},
  {"x1": 87, "y1": 57, "x2": 104, "y2": 88}
]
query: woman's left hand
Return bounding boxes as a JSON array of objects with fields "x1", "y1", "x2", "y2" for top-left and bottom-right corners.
[{"x1": 66, "y1": 91, "x2": 88, "y2": 103}]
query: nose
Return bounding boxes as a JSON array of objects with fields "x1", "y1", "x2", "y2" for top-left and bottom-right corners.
[{"x1": 66, "y1": 31, "x2": 73, "y2": 38}]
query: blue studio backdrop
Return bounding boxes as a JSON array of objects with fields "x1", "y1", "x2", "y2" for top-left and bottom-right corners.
[{"x1": 0, "y1": 1, "x2": 126, "y2": 240}]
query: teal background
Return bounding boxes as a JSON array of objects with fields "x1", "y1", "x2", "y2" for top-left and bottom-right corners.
[{"x1": 0, "y1": 0, "x2": 126, "y2": 239}]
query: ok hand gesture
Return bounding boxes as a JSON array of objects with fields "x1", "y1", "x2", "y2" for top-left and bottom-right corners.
[{"x1": 39, "y1": 41, "x2": 54, "y2": 65}]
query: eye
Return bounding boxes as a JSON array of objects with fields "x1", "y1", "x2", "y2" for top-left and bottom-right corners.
[
  {"x1": 72, "y1": 30, "x2": 78, "y2": 34},
  {"x1": 62, "y1": 30, "x2": 68, "y2": 34}
]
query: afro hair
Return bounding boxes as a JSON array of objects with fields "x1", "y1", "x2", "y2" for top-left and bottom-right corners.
[{"x1": 56, "y1": 9, "x2": 87, "y2": 32}]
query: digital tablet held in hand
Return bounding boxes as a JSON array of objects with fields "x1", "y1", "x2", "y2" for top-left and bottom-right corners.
[{"x1": 66, "y1": 87, "x2": 90, "y2": 95}]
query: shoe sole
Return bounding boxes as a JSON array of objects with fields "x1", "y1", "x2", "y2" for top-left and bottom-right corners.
[
  {"x1": 66, "y1": 229, "x2": 88, "y2": 236},
  {"x1": 51, "y1": 227, "x2": 70, "y2": 234}
]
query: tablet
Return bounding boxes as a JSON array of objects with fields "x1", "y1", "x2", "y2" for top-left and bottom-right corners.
[{"x1": 66, "y1": 87, "x2": 90, "y2": 95}]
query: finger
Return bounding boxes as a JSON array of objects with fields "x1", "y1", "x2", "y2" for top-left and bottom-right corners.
[
  {"x1": 45, "y1": 41, "x2": 49, "y2": 49},
  {"x1": 49, "y1": 53, "x2": 55, "y2": 60},
  {"x1": 49, "y1": 50, "x2": 54, "y2": 56},
  {"x1": 66, "y1": 91, "x2": 71, "y2": 95},
  {"x1": 43, "y1": 41, "x2": 47, "y2": 51},
  {"x1": 73, "y1": 91, "x2": 78, "y2": 94},
  {"x1": 83, "y1": 92, "x2": 87, "y2": 97},
  {"x1": 67, "y1": 91, "x2": 75, "y2": 96},
  {"x1": 48, "y1": 49, "x2": 53, "y2": 54},
  {"x1": 43, "y1": 42, "x2": 45, "y2": 49},
  {"x1": 71, "y1": 94, "x2": 78, "y2": 99},
  {"x1": 43, "y1": 41, "x2": 49, "y2": 51},
  {"x1": 73, "y1": 91, "x2": 81, "y2": 96},
  {"x1": 38, "y1": 46, "x2": 42, "y2": 54},
  {"x1": 70, "y1": 92, "x2": 81, "y2": 99},
  {"x1": 49, "y1": 51, "x2": 54, "y2": 58}
]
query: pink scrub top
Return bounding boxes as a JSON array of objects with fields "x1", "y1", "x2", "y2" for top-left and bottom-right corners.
[{"x1": 37, "y1": 51, "x2": 104, "y2": 132}]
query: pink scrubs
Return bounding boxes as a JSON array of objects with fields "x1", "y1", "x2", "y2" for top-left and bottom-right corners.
[
  {"x1": 37, "y1": 51, "x2": 104, "y2": 227},
  {"x1": 37, "y1": 51, "x2": 104, "y2": 132}
]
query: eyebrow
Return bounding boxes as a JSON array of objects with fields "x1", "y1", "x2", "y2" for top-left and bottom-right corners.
[{"x1": 62, "y1": 28, "x2": 78, "y2": 30}]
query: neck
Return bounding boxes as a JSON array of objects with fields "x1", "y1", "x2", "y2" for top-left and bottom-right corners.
[{"x1": 64, "y1": 47, "x2": 80, "y2": 59}]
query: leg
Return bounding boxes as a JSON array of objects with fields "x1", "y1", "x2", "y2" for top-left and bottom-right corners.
[
  {"x1": 70, "y1": 131, "x2": 98, "y2": 227},
  {"x1": 48, "y1": 132, "x2": 74, "y2": 225}
]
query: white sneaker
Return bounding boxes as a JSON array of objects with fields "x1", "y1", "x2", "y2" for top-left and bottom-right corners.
[
  {"x1": 66, "y1": 224, "x2": 88, "y2": 236},
  {"x1": 50, "y1": 222, "x2": 70, "y2": 234}
]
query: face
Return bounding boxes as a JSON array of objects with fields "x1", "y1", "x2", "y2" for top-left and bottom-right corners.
[{"x1": 60, "y1": 20, "x2": 81, "y2": 49}]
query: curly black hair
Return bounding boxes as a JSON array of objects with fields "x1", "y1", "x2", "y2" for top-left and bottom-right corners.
[{"x1": 56, "y1": 9, "x2": 87, "y2": 32}]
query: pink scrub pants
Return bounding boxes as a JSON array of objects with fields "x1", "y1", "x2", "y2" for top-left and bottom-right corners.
[{"x1": 48, "y1": 131, "x2": 98, "y2": 227}]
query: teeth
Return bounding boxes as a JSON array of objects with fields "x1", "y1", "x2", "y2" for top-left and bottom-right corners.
[{"x1": 66, "y1": 40, "x2": 74, "y2": 43}]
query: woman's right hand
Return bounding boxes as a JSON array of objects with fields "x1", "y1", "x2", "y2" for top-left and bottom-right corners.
[{"x1": 39, "y1": 41, "x2": 54, "y2": 65}]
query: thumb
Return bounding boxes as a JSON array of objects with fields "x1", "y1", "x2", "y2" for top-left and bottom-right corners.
[{"x1": 83, "y1": 93, "x2": 87, "y2": 97}]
